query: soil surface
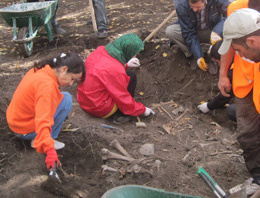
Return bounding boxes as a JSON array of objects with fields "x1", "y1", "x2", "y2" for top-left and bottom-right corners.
[{"x1": 0, "y1": 0, "x2": 248, "y2": 198}]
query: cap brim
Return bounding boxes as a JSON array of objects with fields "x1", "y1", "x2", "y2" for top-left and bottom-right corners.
[{"x1": 218, "y1": 39, "x2": 232, "y2": 55}]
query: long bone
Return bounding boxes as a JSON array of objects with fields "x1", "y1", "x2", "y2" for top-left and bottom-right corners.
[
  {"x1": 101, "y1": 148, "x2": 134, "y2": 162},
  {"x1": 101, "y1": 165, "x2": 119, "y2": 174},
  {"x1": 109, "y1": 139, "x2": 133, "y2": 158}
]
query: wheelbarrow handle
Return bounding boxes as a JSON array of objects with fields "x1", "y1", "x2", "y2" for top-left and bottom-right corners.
[
  {"x1": 199, "y1": 173, "x2": 222, "y2": 198},
  {"x1": 198, "y1": 166, "x2": 227, "y2": 198}
]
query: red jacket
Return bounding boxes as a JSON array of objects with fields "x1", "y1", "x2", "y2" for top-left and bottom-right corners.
[{"x1": 77, "y1": 46, "x2": 145, "y2": 117}]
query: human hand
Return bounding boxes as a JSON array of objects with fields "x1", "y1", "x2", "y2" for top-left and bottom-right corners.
[
  {"x1": 210, "y1": 31, "x2": 222, "y2": 45},
  {"x1": 127, "y1": 58, "x2": 140, "y2": 68},
  {"x1": 218, "y1": 75, "x2": 231, "y2": 97},
  {"x1": 144, "y1": 107, "x2": 155, "y2": 116},
  {"x1": 197, "y1": 57, "x2": 208, "y2": 71},
  {"x1": 197, "y1": 102, "x2": 209, "y2": 113},
  {"x1": 45, "y1": 148, "x2": 59, "y2": 170}
]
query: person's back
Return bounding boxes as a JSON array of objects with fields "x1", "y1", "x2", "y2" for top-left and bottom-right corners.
[{"x1": 77, "y1": 33, "x2": 154, "y2": 123}]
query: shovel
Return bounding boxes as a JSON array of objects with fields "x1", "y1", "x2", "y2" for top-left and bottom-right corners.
[
  {"x1": 89, "y1": 0, "x2": 98, "y2": 36},
  {"x1": 198, "y1": 166, "x2": 246, "y2": 198},
  {"x1": 143, "y1": 10, "x2": 176, "y2": 44}
]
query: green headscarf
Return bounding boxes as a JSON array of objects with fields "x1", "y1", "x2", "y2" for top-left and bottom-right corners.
[{"x1": 105, "y1": 33, "x2": 144, "y2": 65}]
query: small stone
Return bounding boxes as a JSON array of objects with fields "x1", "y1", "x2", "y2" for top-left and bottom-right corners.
[{"x1": 139, "y1": 143, "x2": 154, "y2": 156}]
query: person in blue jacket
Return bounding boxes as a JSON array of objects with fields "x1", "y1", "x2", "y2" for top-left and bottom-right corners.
[{"x1": 166, "y1": 0, "x2": 230, "y2": 74}]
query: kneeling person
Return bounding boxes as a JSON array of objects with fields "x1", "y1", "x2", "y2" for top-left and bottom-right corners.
[{"x1": 77, "y1": 33, "x2": 154, "y2": 123}]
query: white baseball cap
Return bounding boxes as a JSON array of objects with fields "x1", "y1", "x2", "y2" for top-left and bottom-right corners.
[{"x1": 219, "y1": 8, "x2": 260, "y2": 55}]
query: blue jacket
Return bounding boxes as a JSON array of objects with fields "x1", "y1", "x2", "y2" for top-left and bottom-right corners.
[{"x1": 175, "y1": 0, "x2": 230, "y2": 59}]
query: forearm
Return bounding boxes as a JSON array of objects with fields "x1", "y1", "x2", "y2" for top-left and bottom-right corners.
[{"x1": 219, "y1": 47, "x2": 234, "y2": 79}]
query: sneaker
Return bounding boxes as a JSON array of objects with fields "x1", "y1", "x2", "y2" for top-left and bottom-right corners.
[
  {"x1": 229, "y1": 178, "x2": 253, "y2": 194},
  {"x1": 96, "y1": 29, "x2": 108, "y2": 39},
  {"x1": 208, "y1": 60, "x2": 218, "y2": 75},
  {"x1": 168, "y1": 40, "x2": 174, "y2": 48},
  {"x1": 31, "y1": 139, "x2": 65, "y2": 150},
  {"x1": 54, "y1": 25, "x2": 67, "y2": 35},
  {"x1": 246, "y1": 182, "x2": 260, "y2": 196},
  {"x1": 112, "y1": 116, "x2": 131, "y2": 125},
  {"x1": 187, "y1": 56, "x2": 197, "y2": 70},
  {"x1": 54, "y1": 140, "x2": 65, "y2": 150}
]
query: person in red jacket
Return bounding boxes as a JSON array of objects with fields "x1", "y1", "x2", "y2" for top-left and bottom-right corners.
[
  {"x1": 6, "y1": 52, "x2": 85, "y2": 170},
  {"x1": 77, "y1": 33, "x2": 154, "y2": 123}
]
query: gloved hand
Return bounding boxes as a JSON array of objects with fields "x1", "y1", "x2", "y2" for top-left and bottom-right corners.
[
  {"x1": 197, "y1": 57, "x2": 208, "y2": 71},
  {"x1": 45, "y1": 148, "x2": 59, "y2": 170},
  {"x1": 127, "y1": 58, "x2": 140, "y2": 68},
  {"x1": 210, "y1": 31, "x2": 222, "y2": 45},
  {"x1": 197, "y1": 102, "x2": 210, "y2": 113},
  {"x1": 144, "y1": 107, "x2": 155, "y2": 116}
]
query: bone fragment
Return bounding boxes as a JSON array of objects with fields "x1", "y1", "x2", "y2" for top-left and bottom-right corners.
[
  {"x1": 155, "y1": 159, "x2": 161, "y2": 172},
  {"x1": 109, "y1": 139, "x2": 133, "y2": 158},
  {"x1": 127, "y1": 164, "x2": 142, "y2": 173},
  {"x1": 101, "y1": 165, "x2": 119, "y2": 173},
  {"x1": 101, "y1": 148, "x2": 134, "y2": 162}
]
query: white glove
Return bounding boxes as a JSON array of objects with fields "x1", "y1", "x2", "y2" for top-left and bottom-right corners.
[
  {"x1": 197, "y1": 102, "x2": 209, "y2": 113},
  {"x1": 210, "y1": 31, "x2": 222, "y2": 45},
  {"x1": 127, "y1": 58, "x2": 140, "y2": 68},
  {"x1": 144, "y1": 107, "x2": 155, "y2": 116}
]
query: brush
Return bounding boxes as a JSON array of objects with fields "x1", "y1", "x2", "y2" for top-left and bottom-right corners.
[{"x1": 136, "y1": 116, "x2": 147, "y2": 128}]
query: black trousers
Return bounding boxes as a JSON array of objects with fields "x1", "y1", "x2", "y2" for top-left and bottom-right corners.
[{"x1": 113, "y1": 70, "x2": 137, "y2": 117}]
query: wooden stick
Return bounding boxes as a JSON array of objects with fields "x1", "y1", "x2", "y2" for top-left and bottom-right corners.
[
  {"x1": 89, "y1": 0, "x2": 98, "y2": 35},
  {"x1": 143, "y1": 10, "x2": 176, "y2": 43}
]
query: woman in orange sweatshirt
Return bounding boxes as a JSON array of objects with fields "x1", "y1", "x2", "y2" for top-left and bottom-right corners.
[{"x1": 6, "y1": 52, "x2": 85, "y2": 170}]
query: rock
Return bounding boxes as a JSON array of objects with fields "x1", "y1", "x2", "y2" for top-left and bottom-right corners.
[{"x1": 139, "y1": 143, "x2": 154, "y2": 156}]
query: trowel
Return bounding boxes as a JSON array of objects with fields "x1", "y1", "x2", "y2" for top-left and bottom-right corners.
[
  {"x1": 198, "y1": 166, "x2": 246, "y2": 198},
  {"x1": 49, "y1": 161, "x2": 61, "y2": 183}
]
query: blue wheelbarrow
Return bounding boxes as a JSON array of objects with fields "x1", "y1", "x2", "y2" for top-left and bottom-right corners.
[
  {"x1": 101, "y1": 185, "x2": 202, "y2": 198},
  {"x1": 0, "y1": 0, "x2": 58, "y2": 56}
]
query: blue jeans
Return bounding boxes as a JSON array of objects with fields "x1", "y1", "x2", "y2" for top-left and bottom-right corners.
[
  {"x1": 14, "y1": 92, "x2": 72, "y2": 140},
  {"x1": 93, "y1": 0, "x2": 108, "y2": 30}
]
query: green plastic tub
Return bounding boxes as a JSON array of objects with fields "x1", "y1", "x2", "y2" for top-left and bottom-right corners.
[{"x1": 101, "y1": 185, "x2": 202, "y2": 198}]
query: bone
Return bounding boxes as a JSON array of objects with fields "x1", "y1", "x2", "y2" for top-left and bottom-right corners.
[
  {"x1": 109, "y1": 139, "x2": 133, "y2": 158},
  {"x1": 127, "y1": 164, "x2": 142, "y2": 173},
  {"x1": 155, "y1": 160, "x2": 161, "y2": 172},
  {"x1": 175, "y1": 108, "x2": 190, "y2": 121},
  {"x1": 101, "y1": 165, "x2": 119, "y2": 173},
  {"x1": 101, "y1": 148, "x2": 134, "y2": 162}
]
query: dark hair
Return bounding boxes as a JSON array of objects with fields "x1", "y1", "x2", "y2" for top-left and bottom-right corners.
[
  {"x1": 232, "y1": 29, "x2": 260, "y2": 46},
  {"x1": 34, "y1": 52, "x2": 86, "y2": 82},
  {"x1": 249, "y1": 0, "x2": 260, "y2": 12},
  {"x1": 210, "y1": 40, "x2": 223, "y2": 60},
  {"x1": 189, "y1": 0, "x2": 205, "y2": 4}
]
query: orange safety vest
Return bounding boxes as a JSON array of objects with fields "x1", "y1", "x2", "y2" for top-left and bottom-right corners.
[
  {"x1": 227, "y1": 0, "x2": 255, "y2": 98},
  {"x1": 253, "y1": 63, "x2": 260, "y2": 114}
]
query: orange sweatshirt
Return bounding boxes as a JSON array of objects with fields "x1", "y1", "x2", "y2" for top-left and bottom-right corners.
[{"x1": 6, "y1": 65, "x2": 63, "y2": 153}]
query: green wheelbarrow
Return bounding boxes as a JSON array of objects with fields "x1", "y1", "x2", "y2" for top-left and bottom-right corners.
[
  {"x1": 101, "y1": 185, "x2": 202, "y2": 198},
  {"x1": 0, "y1": 0, "x2": 58, "y2": 56}
]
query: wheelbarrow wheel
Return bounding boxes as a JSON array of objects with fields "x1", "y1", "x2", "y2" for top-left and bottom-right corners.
[{"x1": 18, "y1": 27, "x2": 33, "y2": 57}]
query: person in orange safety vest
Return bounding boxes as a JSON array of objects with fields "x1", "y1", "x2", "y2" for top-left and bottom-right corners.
[{"x1": 218, "y1": 8, "x2": 260, "y2": 197}]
